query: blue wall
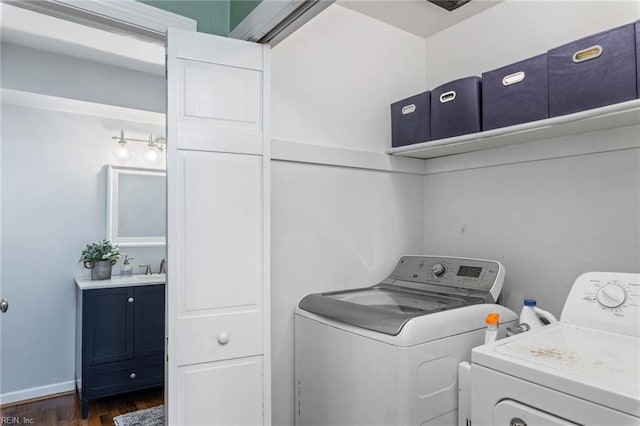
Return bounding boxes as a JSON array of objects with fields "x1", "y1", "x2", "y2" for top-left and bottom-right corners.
[{"x1": 137, "y1": 0, "x2": 264, "y2": 36}]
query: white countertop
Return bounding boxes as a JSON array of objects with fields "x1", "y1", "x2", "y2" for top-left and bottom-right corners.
[{"x1": 75, "y1": 274, "x2": 166, "y2": 290}]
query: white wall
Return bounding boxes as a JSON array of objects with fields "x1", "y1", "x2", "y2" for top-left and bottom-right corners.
[
  {"x1": 271, "y1": 4, "x2": 427, "y2": 153},
  {"x1": 423, "y1": 0, "x2": 640, "y2": 88},
  {"x1": 422, "y1": 1, "x2": 640, "y2": 317},
  {"x1": 0, "y1": 104, "x2": 166, "y2": 399},
  {"x1": 271, "y1": 162, "x2": 424, "y2": 426},
  {"x1": 270, "y1": 4, "x2": 428, "y2": 424},
  {"x1": 424, "y1": 133, "x2": 640, "y2": 316},
  {"x1": 1, "y1": 43, "x2": 166, "y2": 113}
]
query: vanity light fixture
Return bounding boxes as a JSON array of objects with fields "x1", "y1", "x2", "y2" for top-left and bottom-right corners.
[
  {"x1": 142, "y1": 134, "x2": 167, "y2": 162},
  {"x1": 112, "y1": 130, "x2": 131, "y2": 160},
  {"x1": 112, "y1": 129, "x2": 166, "y2": 162}
]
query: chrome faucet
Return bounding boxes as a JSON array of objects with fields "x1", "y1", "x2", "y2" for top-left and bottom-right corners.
[
  {"x1": 159, "y1": 258, "x2": 166, "y2": 274},
  {"x1": 139, "y1": 264, "x2": 152, "y2": 275}
]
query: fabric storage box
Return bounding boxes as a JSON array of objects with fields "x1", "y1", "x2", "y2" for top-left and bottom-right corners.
[
  {"x1": 636, "y1": 21, "x2": 640, "y2": 97},
  {"x1": 482, "y1": 54, "x2": 548, "y2": 131},
  {"x1": 431, "y1": 76, "x2": 482, "y2": 140},
  {"x1": 390, "y1": 91, "x2": 430, "y2": 147},
  {"x1": 548, "y1": 23, "x2": 637, "y2": 117}
]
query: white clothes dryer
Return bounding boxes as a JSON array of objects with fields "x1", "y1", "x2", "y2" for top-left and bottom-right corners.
[
  {"x1": 471, "y1": 271, "x2": 640, "y2": 426},
  {"x1": 294, "y1": 255, "x2": 517, "y2": 426}
]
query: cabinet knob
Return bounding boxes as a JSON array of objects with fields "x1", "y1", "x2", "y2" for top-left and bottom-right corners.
[
  {"x1": 128, "y1": 297, "x2": 134, "y2": 303},
  {"x1": 217, "y1": 332, "x2": 230, "y2": 345},
  {"x1": 130, "y1": 372, "x2": 136, "y2": 379}
]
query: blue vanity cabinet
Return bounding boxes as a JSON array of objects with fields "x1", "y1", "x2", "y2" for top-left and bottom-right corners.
[
  {"x1": 83, "y1": 287, "x2": 134, "y2": 365},
  {"x1": 76, "y1": 282, "x2": 165, "y2": 419},
  {"x1": 133, "y1": 284, "x2": 165, "y2": 358}
]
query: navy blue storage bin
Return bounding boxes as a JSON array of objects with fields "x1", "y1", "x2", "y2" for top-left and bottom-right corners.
[
  {"x1": 430, "y1": 76, "x2": 482, "y2": 140},
  {"x1": 636, "y1": 21, "x2": 640, "y2": 98},
  {"x1": 548, "y1": 23, "x2": 637, "y2": 117},
  {"x1": 482, "y1": 54, "x2": 549, "y2": 131},
  {"x1": 390, "y1": 91, "x2": 431, "y2": 147}
]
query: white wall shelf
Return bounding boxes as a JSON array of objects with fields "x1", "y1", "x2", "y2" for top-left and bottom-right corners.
[{"x1": 387, "y1": 99, "x2": 640, "y2": 159}]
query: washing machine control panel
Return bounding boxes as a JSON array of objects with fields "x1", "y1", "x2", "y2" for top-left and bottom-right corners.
[
  {"x1": 561, "y1": 272, "x2": 639, "y2": 337},
  {"x1": 388, "y1": 256, "x2": 504, "y2": 301}
]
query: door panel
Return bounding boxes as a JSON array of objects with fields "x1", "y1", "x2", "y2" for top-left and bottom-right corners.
[
  {"x1": 178, "y1": 151, "x2": 262, "y2": 314},
  {"x1": 182, "y1": 61, "x2": 260, "y2": 123},
  {"x1": 177, "y1": 356, "x2": 264, "y2": 426},
  {"x1": 178, "y1": 60, "x2": 262, "y2": 154},
  {"x1": 167, "y1": 28, "x2": 270, "y2": 425}
]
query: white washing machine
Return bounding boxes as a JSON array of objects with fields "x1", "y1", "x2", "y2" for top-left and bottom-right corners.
[
  {"x1": 471, "y1": 271, "x2": 640, "y2": 426},
  {"x1": 294, "y1": 255, "x2": 518, "y2": 426}
]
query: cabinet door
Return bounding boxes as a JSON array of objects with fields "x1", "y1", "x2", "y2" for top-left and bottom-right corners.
[
  {"x1": 133, "y1": 284, "x2": 165, "y2": 358},
  {"x1": 83, "y1": 287, "x2": 134, "y2": 365}
]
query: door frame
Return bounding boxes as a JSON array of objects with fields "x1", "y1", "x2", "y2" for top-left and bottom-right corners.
[
  {"x1": 0, "y1": 0, "x2": 184, "y2": 407},
  {"x1": 4, "y1": 0, "x2": 196, "y2": 43}
]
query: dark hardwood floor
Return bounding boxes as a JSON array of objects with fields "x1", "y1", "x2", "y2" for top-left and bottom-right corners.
[{"x1": 0, "y1": 387, "x2": 163, "y2": 425}]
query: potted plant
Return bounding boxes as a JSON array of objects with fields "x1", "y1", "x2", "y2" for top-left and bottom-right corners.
[{"x1": 80, "y1": 239, "x2": 121, "y2": 280}]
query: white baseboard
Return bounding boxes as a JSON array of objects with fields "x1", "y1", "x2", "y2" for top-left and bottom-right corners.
[{"x1": 0, "y1": 380, "x2": 76, "y2": 406}]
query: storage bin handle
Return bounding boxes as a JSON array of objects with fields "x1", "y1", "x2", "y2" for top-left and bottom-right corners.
[
  {"x1": 439, "y1": 91, "x2": 456, "y2": 103},
  {"x1": 401, "y1": 104, "x2": 416, "y2": 115},
  {"x1": 502, "y1": 71, "x2": 525, "y2": 86},
  {"x1": 573, "y1": 45, "x2": 602, "y2": 63}
]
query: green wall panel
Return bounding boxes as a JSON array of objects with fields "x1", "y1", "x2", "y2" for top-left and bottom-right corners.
[
  {"x1": 230, "y1": 0, "x2": 262, "y2": 31},
  {"x1": 137, "y1": 0, "x2": 231, "y2": 36}
]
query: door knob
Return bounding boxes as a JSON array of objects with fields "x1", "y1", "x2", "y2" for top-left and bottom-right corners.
[
  {"x1": 217, "y1": 332, "x2": 230, "y2": 345},
  {"x1": 0, "y1": 298, "x2": 8, "y2": 313}
]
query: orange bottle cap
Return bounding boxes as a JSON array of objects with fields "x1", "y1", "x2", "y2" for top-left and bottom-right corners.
[{"x1": 486, "y1": 312, "x2": 500, "y2": 325}]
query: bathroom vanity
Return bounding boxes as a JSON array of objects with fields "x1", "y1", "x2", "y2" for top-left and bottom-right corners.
[{"x1": 75, "y1": 275, "x2": 165, "y2": 419}]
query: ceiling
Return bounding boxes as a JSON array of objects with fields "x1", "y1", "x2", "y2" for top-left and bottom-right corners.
[
  {"x1": 0, "y1": 0, "x2": 502, "y2": 77},
  {"x1": 337, "y1": 0, "x2": 504, "y2": 38}
]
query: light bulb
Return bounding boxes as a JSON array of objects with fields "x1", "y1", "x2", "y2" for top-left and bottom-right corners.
[
  {"x1": 142, "y1": 146, "x2": 159, "y2": 162},
  {"x1": 113, "y1": 142, "x2": 131, "y2": 160}
]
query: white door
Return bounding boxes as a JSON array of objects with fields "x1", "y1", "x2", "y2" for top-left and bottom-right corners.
[{"x1": 166, "y1": 28, "x2": 271, "y2": 425}]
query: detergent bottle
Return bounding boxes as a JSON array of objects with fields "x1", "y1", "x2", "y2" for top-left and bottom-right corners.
[
  {"x1": 519, "y1": 299, "x2": 558, "y2": 331},
  {"x1": 484, "y1": 312, "x2": 500, "y2": 344}
]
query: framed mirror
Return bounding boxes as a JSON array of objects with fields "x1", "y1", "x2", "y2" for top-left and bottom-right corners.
[{"x1": 107, "y1": 165, "x2": 166, "y2": 247}]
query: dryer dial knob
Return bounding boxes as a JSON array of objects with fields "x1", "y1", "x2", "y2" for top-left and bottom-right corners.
[
  {"x1": 596, "y1": 284, "x2": 626, "y2": 308},
  {"x1": 432, "y1": 263, "x2": 446, "y2": 277}
]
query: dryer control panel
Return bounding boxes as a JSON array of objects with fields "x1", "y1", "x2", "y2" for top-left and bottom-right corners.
[
  {"x1": 561, "y1": 272, "x2": 640, "y2": 337},
  {"x1": 386, "y1": 256, "x2": 505, "y2": 303}
]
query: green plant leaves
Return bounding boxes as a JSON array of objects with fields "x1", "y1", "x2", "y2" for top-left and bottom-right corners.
[{"x1": 79, "y1": 239, "x2": 121, "y2": 262}]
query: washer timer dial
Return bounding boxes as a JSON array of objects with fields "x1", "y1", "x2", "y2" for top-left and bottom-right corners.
[
  {"x1": 431, "y1": 263, "x2": 446, "y2": 277},
  {"x1": 596, "y1": 284, "x2": 627, "y2": 308}
]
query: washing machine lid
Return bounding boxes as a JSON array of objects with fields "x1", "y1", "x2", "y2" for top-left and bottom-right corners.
[
  {"x1": 472, "y1": 323, "x2": 640, "y2": 417},
  {"x1": 297, "y1": 255, "x2": 506, "y2": 336},
  {"x1": 298, "y1": 285, "x2": 482, "y2": 335}
]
